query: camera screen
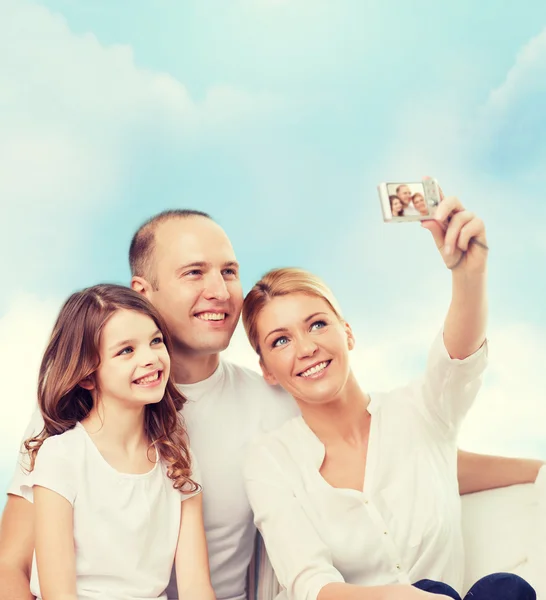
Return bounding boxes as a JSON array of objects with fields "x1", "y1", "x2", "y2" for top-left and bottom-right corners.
[{"x1": 386, "y1": 182, "x2": 435, "y2": 219}]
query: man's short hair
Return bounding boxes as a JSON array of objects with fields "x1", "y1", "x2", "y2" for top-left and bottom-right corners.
[
  {"x1": 129, "y1": 209, "x2": 212, "y2": 288},
  {"x1": 396, "y1": 184, "x2": 409, "y2": 195}
]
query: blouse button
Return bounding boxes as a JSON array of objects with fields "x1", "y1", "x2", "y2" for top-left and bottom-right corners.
[
  {"x1": 383, "y1": 531, "x2": 388, "y2": 535},
  {"x1": 396, "y1": 564, "x2": 401, "y2": 570}
]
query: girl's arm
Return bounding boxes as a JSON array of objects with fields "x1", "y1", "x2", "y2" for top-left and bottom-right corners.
[
  {"x1": 175, "y1": 493, "x2": 215, "y2": 600},
  {"x1": 34, "y1": 486, "x2": 77, "y2": 600}
]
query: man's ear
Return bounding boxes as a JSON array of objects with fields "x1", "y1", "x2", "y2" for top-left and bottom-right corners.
[
  {"x1": 259, "y1": 358, "x2": 278, "y2": 386},
  {"x1": 78, "y1": 376, "x2": 96, "y2": 391},
  {"x1": 344, "y1": 321, "x2": 356, "y2": 351},
  {"x1": 131, "y1": 276, "x2": 153, "y2": 300}
]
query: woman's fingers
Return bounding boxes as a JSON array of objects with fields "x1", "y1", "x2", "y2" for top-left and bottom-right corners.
[
  {"x1": 443, "y1": 210, "x2": 475, "y2": 254},
  {"x1": 433, "y1": 195, "x2": 465, "y2": 225},
  {"x1": 457, "y1": 217, "x2": 486, "y2": 252}
]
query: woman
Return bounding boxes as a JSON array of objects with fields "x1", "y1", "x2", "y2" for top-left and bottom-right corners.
[
  {"x1": 22, "y1": 284, "x2": 214, "y2": 600},
  {"x1": 241, "y1": 196, "x2": 537, "y2": 600},
  {"x1": 412, "y1": 192, "x2": 429, "y2": 216}
]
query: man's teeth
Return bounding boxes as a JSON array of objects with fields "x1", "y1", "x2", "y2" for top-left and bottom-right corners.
[
  {"x1": 135, "y1": 372, "x2": 160, "y2": 385},
  {"x1": 300, "y1": 361, "x2": 329, "y2": 378},
  {"x1": 197, "y1": 313, "x2": 226, "y2": 321}
]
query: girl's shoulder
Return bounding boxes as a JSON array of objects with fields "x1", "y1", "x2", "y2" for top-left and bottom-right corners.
[{"x1": 39, "y1": 424, "x2": 87, "y2": 459}]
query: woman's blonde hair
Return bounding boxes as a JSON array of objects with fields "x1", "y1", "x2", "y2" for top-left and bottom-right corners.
[{"x1": 242, "y1": 267, "x2": 343, "y2": 356}]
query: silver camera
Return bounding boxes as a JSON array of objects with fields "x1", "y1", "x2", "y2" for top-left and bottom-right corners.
[{"x1": 378, "y1": 178, "x2": 441, "y2": 222}]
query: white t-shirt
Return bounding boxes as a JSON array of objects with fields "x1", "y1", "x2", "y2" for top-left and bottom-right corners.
[
  {"x1": 9, "y1": 361, "x2": 300, "y2": 600},
  {"x1": 19, "y1": 423, "x2": 200, "y2": 600},
  {"x1": 244, "y1": 333, "x2": 488, "y2": 600}
]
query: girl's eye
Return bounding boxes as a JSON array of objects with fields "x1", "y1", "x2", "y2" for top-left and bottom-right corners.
[
  {"x1": 151, "y1": 336, "x2": 164, "y2": 345},
  {"x1": 310, "y1": 320, "x2": 327, "y2": 331},
  {"x1": 118, "y1": 346, "x2": 133, "y2": 356},
  {"x1": 272, "y1": 336, "x2": 289, "y2": 348}
]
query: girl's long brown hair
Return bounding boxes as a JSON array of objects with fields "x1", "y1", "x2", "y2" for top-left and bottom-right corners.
[{"x1": 24, "y1": 284, "x2": 198, "y2": 493}]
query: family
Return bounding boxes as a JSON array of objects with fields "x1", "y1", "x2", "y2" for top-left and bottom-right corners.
[
  {"x1": 0, "y1": 199, "x2": 543, "y2": 600},
  {"x1": 390, "y1": 185, "x2": 431, "y2": 217}
]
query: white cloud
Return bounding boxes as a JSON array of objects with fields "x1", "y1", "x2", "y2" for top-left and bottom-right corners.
[
  {"x1": 486, "y1": 27, "x2": 546, "y2": 114},
  {"x1": 0, "y1": 0, "x2": 281, "y2": 279},
  {"x1": 0, "y1": 294, "x2": 61, "y2": 470}
]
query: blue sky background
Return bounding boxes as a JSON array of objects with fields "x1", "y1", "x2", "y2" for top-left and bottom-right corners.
[{"x1": 1, "y1": 0, "x2": 545, "y2": 503}]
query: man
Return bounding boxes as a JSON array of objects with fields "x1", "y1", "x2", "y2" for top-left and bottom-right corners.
[
  {"x1": 0, "y1": 209, "x2": 543, "y2": 600},
  {"x1": 396, "y1": 184, "x2": 420, "y2": 216}
]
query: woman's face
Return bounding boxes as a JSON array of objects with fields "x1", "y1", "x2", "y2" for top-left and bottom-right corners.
[
  {"x1": 413, "y1": 194, "x2": 428, "y2": 215},
  {"x1": 391, "y1": 197, "x2": 403, "y2": 215},
  {"x1": 256, "y1": 293, "x2": 355, "y2": 405}
]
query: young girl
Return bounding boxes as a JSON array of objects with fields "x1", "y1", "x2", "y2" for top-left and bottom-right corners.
[{"x1": 22, "y1": 284, "x2": 215, "y2": 600}]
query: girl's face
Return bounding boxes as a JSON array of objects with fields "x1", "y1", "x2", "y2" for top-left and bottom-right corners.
[
  {"x1": 92, "y1": 309, "x2": 170, "y2": 408},
  {"x1": 256, "y1": 293, "x2": 355, "y2": 406},
  {"x1": 392, "y1": 197, "x2": 403, "y2": 215}
]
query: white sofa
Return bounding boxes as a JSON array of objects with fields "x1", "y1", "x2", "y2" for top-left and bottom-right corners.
[{"x1": 248, "y1": 481, "x2": 546, "y2": 599}]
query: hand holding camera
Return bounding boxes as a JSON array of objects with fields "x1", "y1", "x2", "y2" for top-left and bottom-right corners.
[{"x1": 378, "y1": 177, "x2": 488, "y2": 273}]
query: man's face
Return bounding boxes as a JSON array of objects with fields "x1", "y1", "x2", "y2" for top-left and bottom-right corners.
[
  {"x1": 397, "y1": 186, "x2": 412, "y2": 206},
  {"x1": 141, "y1": 217, "x2": 244, "y2": 356}
]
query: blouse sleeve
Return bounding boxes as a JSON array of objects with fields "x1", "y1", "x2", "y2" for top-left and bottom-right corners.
[
  {"x1": 20, "y1": 434, "x2": 79, "y2": 505},
  {"x1": 244, "y1": 443, "x2": 344, "y2": 600},
  {"x1": 416, "y1": 329, "x2": 488, "y2": 437},
  {"x1": 7, "y1": 409, "x2": 45, "y2": 497}
]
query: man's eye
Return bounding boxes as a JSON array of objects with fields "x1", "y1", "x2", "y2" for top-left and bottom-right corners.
[
  {"x1": 186, "y1": 270, "x2": 202, "y2": 276},
  {"x1": 223, "y1": 268, "x2": 238, "y2": 277},
  {"x1": 272, "y1": 336, "x2": 289, "y2": 348}
]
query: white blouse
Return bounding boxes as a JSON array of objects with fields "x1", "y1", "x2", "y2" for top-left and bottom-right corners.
[
  {"x1": 20, "y1": 423, "x2": 200, "y2": 600},
  {"x1": 244, "y1": 332, "x2": 488, "y2": 600}
]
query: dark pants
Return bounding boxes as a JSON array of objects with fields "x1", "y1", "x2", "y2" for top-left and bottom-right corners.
[{"x1": 413, "y1": 573, "x2": 536, "y2": 599}]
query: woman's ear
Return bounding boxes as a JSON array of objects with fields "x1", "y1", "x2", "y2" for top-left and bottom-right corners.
[
  {"x1": 344, "y1": 321, "x2": 356, "y2": 351},
  {"x1": 78, "y1": 376, "x2": 96, "y2": 391},
  {"x1": 260, "y1": 358, "x2": 279, "y2": 386}
]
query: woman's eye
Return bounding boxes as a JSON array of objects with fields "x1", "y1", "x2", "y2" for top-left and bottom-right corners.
[
  {"x1": 151, "y1": 337, "x2": 164, "y2": 345},
  {"x1": 310, "y1": 320, "x2": 327, "y2": 331},
  {"x1": 272, "y1": 336, "x2": 289, "y2": 348}
]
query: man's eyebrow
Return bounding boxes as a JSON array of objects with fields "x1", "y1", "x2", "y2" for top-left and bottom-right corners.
[
  {"x1": 224, "y1": 261, "x2": 240, "y2": 270},
  {"x1": 264, "y1": 312, "x2": 329, "y2": 343},
  {"x1": 175, "y1": 261, "x2": 210, "y2": 274}
]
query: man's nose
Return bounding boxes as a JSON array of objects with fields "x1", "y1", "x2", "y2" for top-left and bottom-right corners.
[{"x1": 203, "y1": 272, "x2": 230, "y2": 302}]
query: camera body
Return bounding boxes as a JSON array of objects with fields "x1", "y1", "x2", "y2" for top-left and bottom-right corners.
[{"x1": 378, "y1": 178, "x2": 441, "y2": 222}]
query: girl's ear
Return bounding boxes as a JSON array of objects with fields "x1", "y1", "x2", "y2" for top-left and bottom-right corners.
[
  {"x1": 78, "y1": 376, "x2": 96, "y2": 391},
  {"x1": 260, "y1": 359, "x2": 278, "y2": 386},
  {"x1": 344, "y1": 321, "x2": 356, "y2": 351}
]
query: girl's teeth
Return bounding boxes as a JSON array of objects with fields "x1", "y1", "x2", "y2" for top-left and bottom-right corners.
[{"x1": 136, "y1": 372, "x2": 159, "y2": 384}]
